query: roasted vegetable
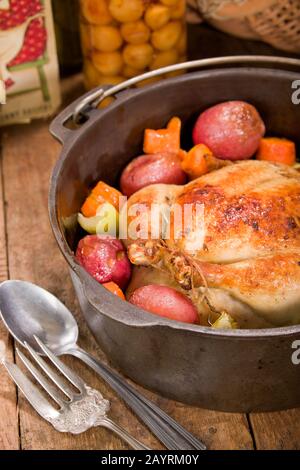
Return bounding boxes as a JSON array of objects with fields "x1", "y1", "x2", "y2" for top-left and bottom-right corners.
[
  {"x1": 129, "y1": 284, "x2": 198, "y2": 323},
  {"x1": 81, "y1": 181, "x2": 123, "y2": 218},
  {"x1": 256, "y1": 137, "x2": 296, "y2": 166},
  {"x1": 193, "y1": 101, "x2": 265, "y2": 160},
  {"x1": 211, "y1": 313, "x2": 238, "y2": 329},
  {"x1": 143, "y1": 116, "x2": 184, "y2": 156},
  {"x1": 181, "y1": 144, "x2": 233, "y2": 179},
  {"x1": 76, "y1": 235, "x2": 131, "y2": 289},
  {"x1": 103, "y1": 281, "x2": 126, "y2": 299},
  {"x1": 120, "y1": 152, "x2": 186, "y2": 196},
  {"x1": 78, "y1": 202, "x2": 119, "y2": 235}
]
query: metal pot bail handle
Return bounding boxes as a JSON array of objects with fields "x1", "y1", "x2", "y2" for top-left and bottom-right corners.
[
  {"x1": 72, "y1": 55, "x2": 300, "y2": 125},
  {"x1": 51, "y1": 55, "x2": 300, "y2": 144},
  {"x1": 49, "y1": 87, "x2": 108, "y2": 145},
  {"x1": 50, "y1": 82, "x2": 134, "y2": 145}
]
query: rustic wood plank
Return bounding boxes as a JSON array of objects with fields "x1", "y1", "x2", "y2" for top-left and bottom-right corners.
[
  {"x1": 0, "y1": 132, "x2": 20, "y2": 450},
  {"x1": 0, "y1": 76, "x2": 254, "y2": 450},
  {"x1": 130, "y1": 389, "x2": 254, "y2": 450},
  {"x1": 249, "y1": 410, "x2": 300, "y2": 450}
]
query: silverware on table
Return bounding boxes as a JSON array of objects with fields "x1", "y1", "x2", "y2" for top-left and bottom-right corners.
[
  {"x1": 0, "y1": 336, "x2": 150, "y2": 450},
  {"x1": 0, "y1": 280, "x2": 206, "y2": 451}
]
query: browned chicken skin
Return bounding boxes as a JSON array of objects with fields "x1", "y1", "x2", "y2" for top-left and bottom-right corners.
[{"x1": 124, "y1": 161, "x2": 300, "y2": 328}]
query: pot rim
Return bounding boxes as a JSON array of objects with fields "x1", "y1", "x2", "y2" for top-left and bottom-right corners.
[{"x1": 49, "y1": 60, "x2": 300, "y2": 339}]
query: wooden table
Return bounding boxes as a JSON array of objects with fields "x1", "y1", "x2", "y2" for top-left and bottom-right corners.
[{"x1": 1, "y1": 57, "x2": 300, "y2": 451}]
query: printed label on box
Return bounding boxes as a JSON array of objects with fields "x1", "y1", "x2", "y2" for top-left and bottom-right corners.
[{"x1": 0, "y1": 0, "x2": 61, "y2": 125}]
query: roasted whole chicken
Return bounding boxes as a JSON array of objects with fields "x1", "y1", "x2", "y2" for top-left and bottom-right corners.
[{"x1": 125, "y1": 160, "x2": 300, "y2": 328}]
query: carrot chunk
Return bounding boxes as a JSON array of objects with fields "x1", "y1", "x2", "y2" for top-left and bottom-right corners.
[
  {"x1": 143, "y1": 117, "x2": 182, "y2": 155},
  {"x1": 181, "y1": 144, "x2": 212, "y2": 179},
  {"x1": 103, "y1": 282, "x2": 125, "y2": 300},
  {"x1": 81, "y1": 181, "x2": 123, "y2": 217},
  {"x1": 256, "y1": 137, "x2": 296, "y2": 166},
  {"x1": 181, "y1": 144, "x2": 233, "y2": 179}
]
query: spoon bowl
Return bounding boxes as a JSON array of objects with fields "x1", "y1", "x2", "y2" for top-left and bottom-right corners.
[{"x1": 0, "y1": 280, "x2": 78, "y2": 355}]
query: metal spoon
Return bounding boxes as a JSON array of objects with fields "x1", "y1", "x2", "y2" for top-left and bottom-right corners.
[{"x1": 0, "y1": 280, "x2": 205, "y2": 450}]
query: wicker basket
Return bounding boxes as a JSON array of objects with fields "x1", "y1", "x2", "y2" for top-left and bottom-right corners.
[
  {"x1": 249, "y1": 1, "x2": 300, "y2": 53},
  {"x1": 197, "y1": 0, "x2": 300, "y2": 54}
]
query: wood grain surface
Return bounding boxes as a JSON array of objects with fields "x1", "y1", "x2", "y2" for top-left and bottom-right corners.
[
  {"x1": 0, "y1": 139, "x2": 19, "y2": 450},
  {"x1": 0, "y1": 28, "x2": 300, "y2": 447}
]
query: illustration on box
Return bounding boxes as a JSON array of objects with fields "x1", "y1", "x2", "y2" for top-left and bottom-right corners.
[{"x1": 0, "y1": 0, "x2": 50, "y2": 101}]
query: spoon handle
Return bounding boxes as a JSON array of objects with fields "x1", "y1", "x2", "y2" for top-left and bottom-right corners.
[{"x1": 68, "y1": 346, "x2": 206, "y2": 451}]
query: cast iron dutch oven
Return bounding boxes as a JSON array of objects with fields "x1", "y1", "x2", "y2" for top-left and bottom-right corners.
[{"x1": 50, "y1": 57, "x2": 300, "y2": 412}]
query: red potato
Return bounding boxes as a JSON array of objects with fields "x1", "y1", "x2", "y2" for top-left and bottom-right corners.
[
  {"x1": 76, "y1": 235, "x2": 131, "y2": 289},
  {"x1": 129, "y1": 284, "x2": 198, "y2": 324},
  {"x1": 120, "y1": 153, "x2": 186, "y2": 197},
  {"x1": 192, "y1": 101, "x2": 265, "y2": 160}
]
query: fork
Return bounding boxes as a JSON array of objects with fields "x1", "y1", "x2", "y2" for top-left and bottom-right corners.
[{"x1": 0, "y1": 336, "x2": 150, "y2": 450}]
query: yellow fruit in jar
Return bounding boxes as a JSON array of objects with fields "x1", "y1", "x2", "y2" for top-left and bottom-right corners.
[
  {"x1": 108, "y1": 0, "x2": 144, "y2": 23},
  {"x1": 80, "y1": 22, "x2": 92, "y2": 57},
  {"x1": 80, "y1": 0, "x2": 113, "y2": 25},
  {"x1": 144, "y1": 5, "x2": 171, "y2": 31},
  {"x1": 160, "y1": 0, "x2": 180, "y2": 6},
  {"x1": 121, "y1": 20, "x2": 150, "y2": 44},
  {"x1": 83, "y1": 59, "x2": 100, "y2": 89},
  {"x1": 92, "y1": 51, "x2": 123, "y2": 76},
  {"x1": 150, "y1": 49, "x2": 178, "y2": 70},
  {"x1": 164, "y1": 55, "x2": 186, "y2": 77},
  {"x1": 91, "y1": 25, "x2": 123, "y2": 52},
  {"x1": 97, "y1": 75, "x2": 125, "y2": 85},
  {"x1": 135, "y1": 76, "x2": 161, "y2": 87},
  {"x1": 176, "y1": 28, "x2": 187, "y2": 55},
  {"x1": 98, "y1": 96, "x2": 116, "y2": 109},
  {"x1": 123, "y1": 43, "x2": 154, "y2": 69},
  {"x1": 164, "y1": 68, "x2": 185, "y2": 78},
  {"x1": 151, "y1": 21, "x2": 182, "y2": 51},
  {"x1": 123, "y1": 64, "x2": 141, "y2": 78},
  {"x1": 170, "y1": 0, "x2": 185, "y2": 19}
]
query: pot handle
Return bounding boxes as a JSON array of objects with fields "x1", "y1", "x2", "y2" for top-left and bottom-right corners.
[
  {"x1": 49, "y1": 87, "x2": 114, "y2": 145},
  {"x1": 72, "y1": 55, "x2": 300, "y2": 124}
]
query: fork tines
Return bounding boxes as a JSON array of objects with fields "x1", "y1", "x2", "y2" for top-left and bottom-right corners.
[{"x1": 2, "y1": 336, "x2": 87, "y2": 422}]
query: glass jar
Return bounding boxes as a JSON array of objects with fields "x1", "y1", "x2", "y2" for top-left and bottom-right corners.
[
  {"x1": 79, "y1": 0, "x2": 187, "y2": 89},
  {"x1": 52, "y1": 0, "x2": 82, "y2": 75}
]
